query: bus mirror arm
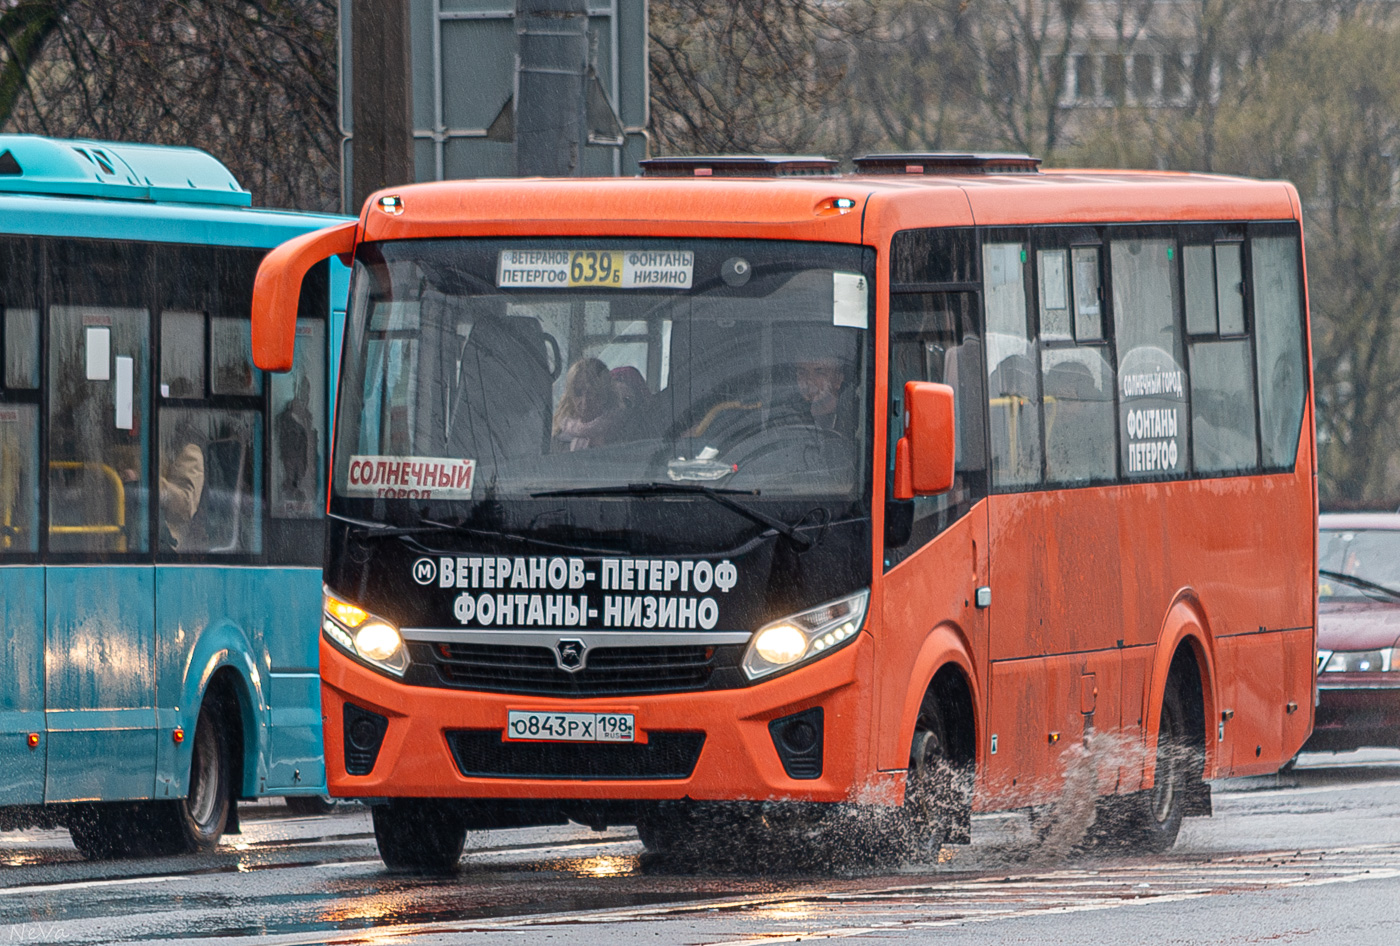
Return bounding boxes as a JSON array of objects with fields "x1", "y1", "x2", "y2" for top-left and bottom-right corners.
[
  {"x1": 252, "y1": 220, "x2": 359, "y2": 372},
  {"x1": 893, "y1": 381, "x2": 956, "y2": 500}
]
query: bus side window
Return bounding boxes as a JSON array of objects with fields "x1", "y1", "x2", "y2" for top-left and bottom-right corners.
[
  {"x1": 1183, "y1": 240, "x2": 1259, "y2": 474},
  {"x1": 47, "y1": 241, "x2": 152, "y2": 554},
  {"x1": 887, "y1": 291, "x2": 986, "y2": 559},
  {"x1": 156, "y1": 246, "x2": 264, "y2": 556},
  {"x1": 1, "y1": 237, "x2": 40, "y2": 553},
  {"x1": 1039, "y1": 243, "x2": 1115, "y2": 485},
  {"x1": 1250, "y1": 232, "x2": 1307, "y2": 470},
  {"x1": 271, "y1": 320, "x2": 326, "y2": 519},
  {"x1": 0, "y1": 404, "x2": 39, "y2": 552},
  {"x1": 1111, "y1": 235, "x2": 1189, "y2": 479},
  {"x1": 983, "y1": 241, "x2": 1043, "y2": 488}
]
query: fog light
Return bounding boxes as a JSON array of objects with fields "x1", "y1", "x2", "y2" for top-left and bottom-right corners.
[
  {"x1": 355, "y1": 623, "x2": 402, "y2": 662},
  {"x1": 769, "y1": 707, "x2": 824, "y2": 779},
  {"x1": 349, "y1": 717, "x2": 382, "y2": 751},
  {"x1": 754, "y1": 625, "x2": 807, "y2": 666}
]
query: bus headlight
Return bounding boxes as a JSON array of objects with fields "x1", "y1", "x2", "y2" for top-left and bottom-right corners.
[
  {"x1": 355, "y1": 623, "x2": 404, "y2": 662},
  {"x1": 742, "y1": 589, "x2": 869, "y2": 681},
  {"x1": 323, "y1": 589, "x2": 410, "y2": 677}
]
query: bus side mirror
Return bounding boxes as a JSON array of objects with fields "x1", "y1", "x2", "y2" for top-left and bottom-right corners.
[
  {"x1": 893, "y1": 381, "x2": 955, "y2": 500},
  {"x1": 252, "y1": 220, "x2": 358, "y2": 372}
]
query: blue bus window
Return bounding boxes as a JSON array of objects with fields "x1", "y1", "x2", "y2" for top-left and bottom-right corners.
[
  {"x1": 0, "y1": 404, "x2": 39, "y2": 551},
  {"x1": 48, "y1": 303, "x2": 151, "y2": 554},
  {"x1": 212, "y1": 317, "x2": 261, "y2": 395},
  {"x1": 4, "y1": 309, "x2": 38, "y2": 389},
  {"x1": 161, "y1": 310, "x2": 206, "y2": 397},
  {"x1": 159, "y1": 408, "x2": 262, "y2": 554},
  {"x1": 271, "y1": 319, "x2": 326, "y2": 519}
]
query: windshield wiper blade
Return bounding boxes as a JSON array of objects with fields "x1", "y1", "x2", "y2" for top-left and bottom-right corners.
[
  {"x1": 531, "y1": 482, "x2": 814, "y2": 549},
  {"x1": 328, "y1": 511, "x2": 445, "y2": 537},
  {"x1": 1319, "y1": 568, "x2": 1400, "y2": 601}
]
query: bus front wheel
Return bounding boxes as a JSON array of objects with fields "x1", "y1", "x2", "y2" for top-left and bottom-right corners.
[
  {"x1": 167, "y1": 703, "x2": 234, "y2": 852},
  {"x1": 141, "y1": 702, "x2": 233, "y2": 856},
  {"x1": 67, "y1": 703, "x2": 231, "y2": 859},
  {"x1": 372, "y1": 800, "x2": 468, "y2": 873},
  {"x1": 900, "y1": 694, "x2": 971, "y2": 861}
]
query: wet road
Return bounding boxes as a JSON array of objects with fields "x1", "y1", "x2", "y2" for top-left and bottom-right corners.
[{"x1": 4, "y1": 752, "x2": 1400, "y2": 945}]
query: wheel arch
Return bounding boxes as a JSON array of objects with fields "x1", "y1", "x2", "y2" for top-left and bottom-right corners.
[
  {"x1": 178, "y1": 620, "x2": 270, "y2": 800},
  {"x1": 892, "y1": 623, "x2": 981, "y2": 780},
  {"x1": 1144, "y1": 593, "x2": 1219, "y2": 784}
]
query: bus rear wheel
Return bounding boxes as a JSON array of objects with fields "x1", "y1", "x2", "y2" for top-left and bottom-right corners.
[
  {"x1": 1089, "y1": 682, "x2": 1194, "y2": 853},
  {"x1": 372, "y1": 799, "x2": 468, "y2": 873}
]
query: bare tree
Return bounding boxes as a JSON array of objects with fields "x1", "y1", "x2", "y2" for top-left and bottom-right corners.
[
  {"x1": 649, "y1": 0, "x2": 866, "y2": 156},
  {"x1": 1, "y1": 1, "x2": 339, "y2": 212},
  {"x1": 0, "y1": 1, "x2": 65, "y2": 124}
]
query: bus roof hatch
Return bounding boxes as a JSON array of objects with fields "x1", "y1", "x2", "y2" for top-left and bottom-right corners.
[
  {"x1": 639, "y1": 155, "x2": 840, "y2": 178},
  {"x1": 0, "y1": 134, "x2": 252, "y2": 207},
  {"x1": 853, "y1": 152, "x2": 1042, "y2": 175}
]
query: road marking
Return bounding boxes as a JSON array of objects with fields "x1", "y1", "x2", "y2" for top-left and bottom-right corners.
[
  {"x1": 0, "y1": 836, "x2": 633, "y2": 897},
  {"x1": 120, "y1": 845, "x2": 1400, "y2": 946},
  {"x1": 1213, "y1": 776, "x2": 1400, "y2": 800}
]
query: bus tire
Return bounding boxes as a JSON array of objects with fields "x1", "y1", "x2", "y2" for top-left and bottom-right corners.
[
  {"x1": 372, "y1": 799, "x2": 467, "y2": 873},
  {"x1": 1091, "y1": 680, "x2": 1194, "y2": 853},
  {"x1": 148, "y1": 702, "x2": 234, "y2": 855},
  {"x1": 897, "y1": 685, "x2": 973, "y2": 862}
]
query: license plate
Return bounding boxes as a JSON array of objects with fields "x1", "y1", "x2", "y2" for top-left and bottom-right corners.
[{"x1": 505, "y1": 711, "x2": 635, "y2": 743}]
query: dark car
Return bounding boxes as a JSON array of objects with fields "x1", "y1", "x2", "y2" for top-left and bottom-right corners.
[{"x1": 1306, "y1": 513, "x2": 1400, "y2": 752}]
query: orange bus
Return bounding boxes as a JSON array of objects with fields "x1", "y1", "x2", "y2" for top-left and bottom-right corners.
[{"x1": 251, "y1": 153, "x2": 1316, "y2": 871}]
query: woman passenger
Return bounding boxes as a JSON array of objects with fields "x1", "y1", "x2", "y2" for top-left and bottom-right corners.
[{"x1": 553, "y1": 357, "x2": 623, "y2": 451}]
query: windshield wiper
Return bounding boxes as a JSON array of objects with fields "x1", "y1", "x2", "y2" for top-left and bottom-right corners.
[
  {"x1": 329, "y1": 511, "x2": 447, "y2": 537},
  {"x1": 327, "y1": 511, "x2": 619, "y2": 555},
  {"x1": 531, "y1": 483, "x2": 814, "y2": 549},
  {"x1": 1319, "y1": 568, "x2": 1400, "y2": 601}
]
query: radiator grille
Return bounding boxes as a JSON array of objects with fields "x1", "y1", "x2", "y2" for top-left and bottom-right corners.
[
  {"x1": 406, "y1": 641, "x2": 746, "y2": 696},
  {"x1": 447, "y1": 730, "x2": 705, "y2": 780}
]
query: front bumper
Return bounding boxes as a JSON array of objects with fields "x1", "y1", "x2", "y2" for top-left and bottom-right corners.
[
  {"x1": 320, "y1": 631, "x2": 883, "y2": 804},
  {"x1": 1303, "y1": 679, "x2": 1400, "y2": 752}
]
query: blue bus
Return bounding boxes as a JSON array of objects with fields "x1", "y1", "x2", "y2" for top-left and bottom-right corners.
[{"x1": 0, "y1": 136, "x2": 348, "y2": 857}]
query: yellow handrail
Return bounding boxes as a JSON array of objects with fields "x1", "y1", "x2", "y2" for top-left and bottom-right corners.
[{"x1": 48, "y1": 461, "x2": 127, "y2": 551}]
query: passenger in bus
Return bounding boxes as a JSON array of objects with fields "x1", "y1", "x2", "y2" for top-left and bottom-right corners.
[
  {"x1": 159, "y1": 416, "x2": 206, "y2": 551},
  {"x1": 780, "y1": 352, "x2": 858, "y2": 439},
  {"x1": 610, "y1": 365, "x2": 653, "y2": 440},
  {"x1": 275, "y1": 375, "x2": 318, "y2": 504},
  {"x1": 552, "y1": 357, "x2": 625, "y2": 451}
]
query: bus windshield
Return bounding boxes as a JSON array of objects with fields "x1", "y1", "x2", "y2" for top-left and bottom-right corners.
[{"x1": 334, "y1": 238, "x2": 874, "y2": 516}]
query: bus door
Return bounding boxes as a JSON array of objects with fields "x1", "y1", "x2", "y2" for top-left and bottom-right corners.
[
  {"x1": 0, "y1": 564, "x2": 46, "y2": 805},
  {"x1": 43, "y1": 291, "x2": 158, "y2": 803},
  {"x1": 878, "y1": 289, "x2": 990, "y2": 773},
  {"x1": 1, "y1": 248, "x2": 46, "y2": 804},
  {"x1": 982, "y1": 237, "x2": 1125, "y2": 806},
  {"x1": 0, "y1": 411, "x2": 44, "y2": 803}
]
